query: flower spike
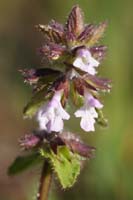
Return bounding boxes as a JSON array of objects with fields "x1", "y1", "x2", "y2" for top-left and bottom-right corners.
[{"x1": 9, "y1": 5, "x2": 111, "y2": 193}]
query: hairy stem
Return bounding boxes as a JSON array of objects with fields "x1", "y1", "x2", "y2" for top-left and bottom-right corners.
[{"x1": 37, "y1": 161, "x2": 52, "y2": 200}]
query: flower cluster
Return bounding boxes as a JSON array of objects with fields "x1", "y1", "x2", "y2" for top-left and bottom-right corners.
[
  {"x1": 9, "y1": 5, "x2": 111, "y2": 191},
  {"x1": 21, "y1": 5, "x2": 110, "y2": 134}
]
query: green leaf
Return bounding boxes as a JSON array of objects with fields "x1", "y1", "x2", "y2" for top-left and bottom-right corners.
[
  {"x1": 52, "y1": 146, "x2": 81, "y2": 189},
  {"x1": 41, "y1": 146, "x2": 81, "y2": 189},
  {"x1": 23, "y1": 88, "x2": 51, "y2": 118},
  {"x1": 23, "y1": 100, "x2": 44, "y2": 118},
  {"x1": 70, "y1": 82, "x2": 83, "y2": 108},
  {"x1": 8, "y1": 152, "x2": 42, "y2": 176}
]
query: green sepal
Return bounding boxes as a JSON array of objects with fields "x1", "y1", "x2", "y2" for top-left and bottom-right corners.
[
  {"x1": 74, "y1": 92, "x2": 84, "y2": 108},
  {"x1": 96, "y1": 109, "x2": 108, "y2": 127},
  {"x1": 8, "y1": 152, "x2": 42, "y2": 176},
  {"x1": 23, "y1": 87, "x2": 52, "y2": 118},
  {"x1": 40, "y1": 146, "x2": 81, "y2": 189},
  {"x1": 70, "y1": 82, "x2": 84, "y2": 108}
]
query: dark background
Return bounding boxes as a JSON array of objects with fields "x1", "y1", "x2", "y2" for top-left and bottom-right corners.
[{"x1": 0, "y1": 0, "x2": 133, "y2": 199}]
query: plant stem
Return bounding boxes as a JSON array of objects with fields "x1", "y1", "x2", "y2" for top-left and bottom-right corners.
[{"x1": 37, "y1": 161, "x2": 52, "y2": 200}]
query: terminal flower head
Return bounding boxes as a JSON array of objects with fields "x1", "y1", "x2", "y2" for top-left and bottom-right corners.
[{"x1": 9, "y1": 5, "x2": 112, "y2": 193}]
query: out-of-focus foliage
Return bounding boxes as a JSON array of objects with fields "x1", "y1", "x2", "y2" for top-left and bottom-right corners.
[{"x1": 0, "y1": 0, "x2": 132, "y2": 200}]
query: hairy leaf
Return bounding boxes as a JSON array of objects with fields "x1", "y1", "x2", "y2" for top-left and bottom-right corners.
[
  {"x1": 41, "y1": 146, "x2": 81, "y2": 189},
  {"x1": 51, "y1": 146, "x2": 81, "y2": 188}
]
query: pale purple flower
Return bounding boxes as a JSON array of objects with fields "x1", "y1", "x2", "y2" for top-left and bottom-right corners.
[
  {"x1": 74, "y1": 90, "x2": 103, "y2": 132},
  {"x1": 36, "y1": 90, "x2": 70, "y2": 133},
  {"x1": 73, "y1": 48, "x2": 99, "y2": 75}
]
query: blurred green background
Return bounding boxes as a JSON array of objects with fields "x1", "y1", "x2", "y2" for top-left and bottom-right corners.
[{"x1": 0, "y1": 0, "x2": 133, "y2": 199}]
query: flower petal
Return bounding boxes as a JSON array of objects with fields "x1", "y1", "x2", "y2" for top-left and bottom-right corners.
[
  {"x1": 80, "y1": 115, "x2": 95, "y2": 132},
  {"x1": 84, "y1": 91, "x2": 103, "y2": 109},
  {"x1": 58, "y1": 103, "x2": 70, "y2": 119},
  {"x1": 51, "y1": 116, "x2": 64, "y2": 132},
  {"x1": 73, "y1": 48, "x2": 99, "y2": 75},
  {"x1": 36, "y1": 90, "x2": 70, "y2": 132},
  {"x1": 74, "y1": 107, "x2": 85, "y2": 117}
]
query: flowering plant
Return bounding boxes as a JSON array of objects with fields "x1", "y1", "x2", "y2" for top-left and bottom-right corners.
[{"x1": 8, "y1": 5, "x2": 111, "y2": 200}]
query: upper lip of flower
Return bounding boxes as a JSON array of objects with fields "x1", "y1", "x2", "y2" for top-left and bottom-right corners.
[{"x1": 73, "y1": 48, "x2": 100, "y2": 75}]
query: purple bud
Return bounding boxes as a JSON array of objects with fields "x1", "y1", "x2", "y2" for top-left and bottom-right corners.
[{"x1": 19, "y1": 134, "x2": 41, "y2": 150}]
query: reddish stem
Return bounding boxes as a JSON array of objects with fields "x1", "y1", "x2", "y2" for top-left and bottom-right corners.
[{"x1": 37, "y1": 161, "x2": 52, "y2": 200}]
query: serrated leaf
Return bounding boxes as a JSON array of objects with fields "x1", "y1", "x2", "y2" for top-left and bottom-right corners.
[
  {"x1": 40, "y1": 147, "x2": 51, "y2": 159},
  {"x1": 8, "y1": 152, "x2": 42, "y2": 176},
  {"x1": 41, "y1": 146, "x2": 81, "y2": 189},
  {"x1": 52, "y1": 146, "x2": 81, "y2": 189}
]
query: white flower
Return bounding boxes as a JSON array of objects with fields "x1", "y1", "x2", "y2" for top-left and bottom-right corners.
[
  {"x1": 36, "y1": 90, "x2": 70, "y2": 133},
  {"x1": 74, "y1": 90, "x2": 103, "y2": 132},
  {"x1": 73, "y1": 48, "x2": 99, "y2": 75}
]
